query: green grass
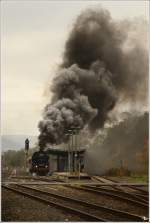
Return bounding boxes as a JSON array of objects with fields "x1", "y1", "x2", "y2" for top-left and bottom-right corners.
[
  {"x1": 127, "y1": 174, "x2": 148, "y2": 183},
  {"x1": 106, "y1": 168, "x2": 148, "y2": 183}
]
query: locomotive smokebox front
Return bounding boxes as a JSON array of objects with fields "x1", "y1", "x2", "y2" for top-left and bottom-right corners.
[{"x1": 30, "y1": 150, "x2": 49, "y2": 176}]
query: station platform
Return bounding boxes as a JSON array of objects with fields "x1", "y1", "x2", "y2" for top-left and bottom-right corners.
[{"x1": 52, "y1": 172, "x2": 91, "y2": 180}]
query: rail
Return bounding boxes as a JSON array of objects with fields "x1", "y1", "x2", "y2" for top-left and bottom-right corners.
[
  {"x1": 65, "y1": 184, "x2": 148, "y2": 208},
  {"x1": 2, "y1": 184, "x2": 105, "y2": 222},
  {"x1": 3, "y1": 183, "x2": 147, "y2": 222}
]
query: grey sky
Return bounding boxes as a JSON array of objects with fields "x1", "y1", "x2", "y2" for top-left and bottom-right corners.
[{"x1": 1, "y1": 0, "x2": 149, "y2": 135}]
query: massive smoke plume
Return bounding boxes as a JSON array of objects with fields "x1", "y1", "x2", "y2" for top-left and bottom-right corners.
[
  {"x1": 85, "y1": 112, "x2": 148, "y2": 175},
  {"x1": 38, "y1": 8, "x2": 148, "y2": 147}
]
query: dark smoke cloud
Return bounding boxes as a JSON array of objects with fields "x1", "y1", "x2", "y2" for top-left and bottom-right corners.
[
  {"x1": 63, "y1": 8, "x2": 148, "y2": 100},
  {"x1": 85, "y1": 112, "x2": 148, "y2": 175},
  {"x1": 38, "y1": 94, "x2": 97, "y2": 146},
  {"x1": 38, "y1": 8, "x2": 148, "y2": 147}
]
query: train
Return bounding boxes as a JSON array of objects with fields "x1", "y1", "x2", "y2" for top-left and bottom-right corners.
[
  {"x1": 29, "y1": 150, "x2": 49, "y2": 176},
  {"x1": 29, "y1": 147, "x2": 85, "y2": 176}
]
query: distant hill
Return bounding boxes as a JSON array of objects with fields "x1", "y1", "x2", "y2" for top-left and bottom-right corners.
[{"x1": 1, "y1": 135, "x2": 38, "y2": 151}]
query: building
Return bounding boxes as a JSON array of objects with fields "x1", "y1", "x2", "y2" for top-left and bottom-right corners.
[{"x1": 46, "y1": 148, "x2": 85, "y2": 173}]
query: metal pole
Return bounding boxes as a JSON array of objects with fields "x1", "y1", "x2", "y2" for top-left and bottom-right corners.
[
  {"x1": 75, "y1": 130, "x2": 77, "y2": 174},
  {"x1": 78, "y1": 162, "x2": 80, "y2": 180},
  {"x1": 77, "y1": 129, "x2": 80, "y2": 178},
  {"x1": 71, "y1": 132, "x2": 74, "y2": 173},
  {"x1": 25, "y1": 138, "x2": 29, "y2": 174},
  {"x1": 67, "y1": 135, "x2": 70, "y2": 174},
  {"x1": 25, "y1": 151, "x2": 28, "y2": 174},
  {"x1": 24, "y1": 153, "x2": 26, "y2": 172}
]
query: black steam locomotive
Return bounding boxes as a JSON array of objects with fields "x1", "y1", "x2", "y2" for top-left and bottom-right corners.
[{"x1": 30, "y1": 150, "x2": 49, "y2": 176}]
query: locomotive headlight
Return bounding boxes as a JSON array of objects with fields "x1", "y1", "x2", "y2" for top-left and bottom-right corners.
[
  {"x1": 45, "y1": 165, "x2": 48, "y2": 168},
  {"x1": 35, "y1": 165, "x2": 38, "y2": 168}
]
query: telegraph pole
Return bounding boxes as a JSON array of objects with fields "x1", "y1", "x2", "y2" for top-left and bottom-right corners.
[
  {"x1": 65, "y1": 130, "x2": 72, "y2": 175},
  {"x1": 73, "y1": 127, "x2": 80, "y2": 175},
  {"x1": 74, "y1": 131, "x2": 77, "y2": 174},
  {"x1": 66, "y1": 127, "x2": 80, "y2": 176},
  {"x1": 68, "y1": 135, "x2": 71, "y2": 174},
  {"x1": 68, "y1": 129, "x2": 73, "y2": 173}
]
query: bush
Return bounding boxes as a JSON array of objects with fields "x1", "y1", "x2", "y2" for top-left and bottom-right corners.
[{"x1": 105, "y1": 167, "x2": 131, "y2": 176}]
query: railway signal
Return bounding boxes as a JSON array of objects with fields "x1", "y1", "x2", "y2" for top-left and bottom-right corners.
[
  {"x1": 25, "y1": 138, "x2": 29, "y2": 172},
  {"x1": 25, "y1": 138, "x2": 29, "y2": 154}
]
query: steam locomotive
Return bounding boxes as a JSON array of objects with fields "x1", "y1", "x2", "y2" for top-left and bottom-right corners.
[{"x1": 30, "y1": 150, "x2": 49, "y2": 176}]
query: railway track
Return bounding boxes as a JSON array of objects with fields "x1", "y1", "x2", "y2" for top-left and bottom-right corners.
[
  {"x1": 2, "y1": 183, "x2": 147, "y2": 222},
  {"x1": 92, "y1": 176, "x2": 148, "y2": 195},
  {"x1": 2, "y1": 184, "x2": 104, "y2": 222},
  {"x1": 65, "y1": 184, "x2": 148, "y2": 208},
  {"x1": 82, "y1": 185, "x2": 148, "y2": 204},
  {"x1": 10, "y1": 176, "x2": 65, "y2": 182}
]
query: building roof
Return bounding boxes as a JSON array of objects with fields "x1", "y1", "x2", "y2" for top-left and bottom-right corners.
[{"x1": 46, "y1": 148, "x2": 85, "y2": 156}]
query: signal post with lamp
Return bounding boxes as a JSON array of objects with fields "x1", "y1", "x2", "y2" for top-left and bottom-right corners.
[{"x1": 25, "y1": 138, "x2": 29, "y2": 173}]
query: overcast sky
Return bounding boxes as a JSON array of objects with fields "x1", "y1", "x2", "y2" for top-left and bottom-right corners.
[{"x1": 1, "y1": 0, "x2": 149, "y2": 136}]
